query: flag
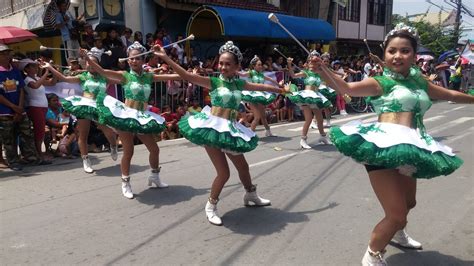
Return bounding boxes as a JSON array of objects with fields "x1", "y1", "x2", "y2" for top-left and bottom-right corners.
[{"x1": 460, "y1": 40, "x2": 474, "y2": 64}]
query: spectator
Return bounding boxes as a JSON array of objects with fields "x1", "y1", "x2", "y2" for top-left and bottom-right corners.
[
  {"x1": 271, "y1": 94, "x2": 286, "y2": 122},
  {"x1": 272, "y1": 56, "x2": 285, "y2": 71},
  {"x1": 134, "y1": 31, "x2": 144, "y2": 46},
  {"x1": 45, "y1": 93, "x2": 69, "y2": 144},
  {"x1": 160, "y1": 105, "x2": 179, "y2": 140},
  {"x1": 187, "y1": 98, "x2": 202, "y2": 114},
  {"x1": 102, "y1": 28, "x2": 125, "y2": 69},
  {"x1": 153, "y1": 30, "x2": 164, "y2": 47},
  {"x1": 121, "y1": 27, "x2": 133, "y2": 48},
  {"x1": 145, "y1": 33, "x2": 154, "y2": 50},
  {"x1": 0, "y1": 44, "x2": 40, "y2": 170},
  {"x1": 21, "y1": 59, "x2": 56, "y2": 162},
  {"x1": 63, "y1": 57, "x2": 83, "y2": 76},
  {"x1": 363, "y1": 57, "x2": 373, "y2": 79},
  {"x1": 171, "y1": 34, "x2": 185, "y2": 65},
  {"x1": 55, "y1": 0, "x2": 81, "y2": 58},
  {"x1": 161, "y1": 28, "x2": 172, "y2": 47},
  {"x1": 264, "y1": 56, "x2": 274, "y2": 71},
  {"x1": 57, "y1": 120, "x2": 79, "y2": 158},
  {"x1": 81, "y1": 23, "x2": 95, "y2": 49}
]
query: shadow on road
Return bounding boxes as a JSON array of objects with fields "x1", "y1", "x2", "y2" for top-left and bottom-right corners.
[
  {"x1": 386, "y1": 250, "x2": 473, "y2": 266},
  {"x1": 134, "y1": 185, "x2": 208, "y2": 208},
  {"x1": 223, "y1": 202, "x2": 339, "y2": 235},
  {"x1": 259, "y1": 136, "x2": 292, "y2": 143}
]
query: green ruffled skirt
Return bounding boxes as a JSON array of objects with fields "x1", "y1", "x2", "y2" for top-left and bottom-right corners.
[
  {"x1": 241, "y1": 90, "x2": 277, "y2": 105},
  {"x1": 178, "y1": 106, "x2": 258, "y2": 153},
  {"x1": 61, "y1": 96, "x2": 98, "y2": 121},
  {"x1": 96, "y1": 94, "x2": 166, "y2": 134},
  {"x1": 329, "y1": 120, "x2": 463, "y2": 179},
  {"x1": 319, "y1": 85, "x2": 337, "y2": 102},
  {"x1": 287, "y1": 89, "x2": 332, "y2": 109}
]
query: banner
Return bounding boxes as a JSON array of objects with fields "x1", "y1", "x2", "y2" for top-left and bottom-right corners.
[
  {"x1": 44, "y1": 82, "x2": 82, "y2": 99},
  {"x1": 461, "y1": 40, "x2": 474, "y2": 64}
]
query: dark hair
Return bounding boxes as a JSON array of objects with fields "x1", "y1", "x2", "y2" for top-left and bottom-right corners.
[
  {"x1": 384, "y1": 31, "x2": 418, "y2": 53},
  {"x1": 220, "y1": 52, "x2": 239, "y2": 65}
]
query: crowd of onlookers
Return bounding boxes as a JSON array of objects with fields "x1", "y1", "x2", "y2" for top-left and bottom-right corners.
[{"x1": 0, "y1": 0, "x2": 471, "y2": 172}]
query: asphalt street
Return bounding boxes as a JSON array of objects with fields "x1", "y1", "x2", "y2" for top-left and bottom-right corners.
[{"x1": 1, "y1": 101, "x2": 473, "y2": 265}]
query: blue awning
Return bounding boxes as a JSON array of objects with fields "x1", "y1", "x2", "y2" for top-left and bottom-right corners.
[{"x1": 186, "y1": 5, "x2": 335, "y2": 41}]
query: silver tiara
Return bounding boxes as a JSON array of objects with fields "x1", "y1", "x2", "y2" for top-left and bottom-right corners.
[
  {"x1": 250, "y1": 55, "x2": 260, "y2": 65},
  {"x1": 87, "y1": 47, "x2": 103, "y2": 62},
  {"x1": 219, "y1": 41, "x2": 243, "y2": 63},
  {"x1": 127, "y1": 41, "x2": 146, "y2": 56},
  {"x1": 384, "y1": 23, "x2": 420, "y2": 46},
  {"x1": 307, "y1": 50, "x2": 320, "y2": 60}
]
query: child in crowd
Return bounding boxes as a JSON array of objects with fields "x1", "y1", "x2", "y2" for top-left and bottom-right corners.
[
  {"x1": 160, "y1": 105, "x2": 179, "y2": 140},
  {"x1": 57, "y1": 120, "x2": 79, "y2": 158}
]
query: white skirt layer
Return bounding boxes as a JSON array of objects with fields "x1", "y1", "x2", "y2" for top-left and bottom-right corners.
[{"x1": 103, "y1": 95, "x2": 165, "y2": 125}]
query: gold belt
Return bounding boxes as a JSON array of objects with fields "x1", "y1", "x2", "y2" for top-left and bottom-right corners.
[
  {"x1": 305, "y1": 85, "x2": 318, "y2": 91},
  {"x1": 82, "y1": 92, "x2": 96, "y2": 99},
  {"x1": 211, "y1": 106, "x2": 238, "y2": 120},
  {"x1": 125, "y1": 99, "x2": 148, "y2": 112},
  {"x1": 378, "y1": 112, "x2": 414, "y2": 128}
]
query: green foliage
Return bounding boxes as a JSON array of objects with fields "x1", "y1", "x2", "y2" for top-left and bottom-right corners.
[{"x1": 392, "y1": 15, "x2": 460, "y2": 57}]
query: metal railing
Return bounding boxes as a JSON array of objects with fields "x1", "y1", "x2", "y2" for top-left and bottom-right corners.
[{"x1": 0, "y1": 0, "x2": 44, "y2": 18}]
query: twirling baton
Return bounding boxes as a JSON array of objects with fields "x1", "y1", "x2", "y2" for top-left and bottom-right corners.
[
  {"x1": 118, "y1": 34, "x2": 195, "y2": 62},
  {"x1": 273, "y1": 47, "x2": 301, "y2": 71},
  {"x1": 363, "y1": 39, "x2": 373, "y2": 54},
  {"x1": 40, "y1": 46, "x2": 112, "y2": 56},
  {"x1": 268, "y1": 13, "x2": 310, "y2": 55}
]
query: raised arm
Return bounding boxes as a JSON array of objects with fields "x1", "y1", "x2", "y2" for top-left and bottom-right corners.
[
  {"x1": 26, "y1": 68, "x2": 51, "y2": 89},
  {"x1": 238, "y1": 70, "x2": 250, "y2": 78},
  {"x1": 314, "y1": 57, "x2": 382, "y2": 97},
  {"x1": 153, "y1": 73, "x2": 182, "y2": 82},
  {"x1": 263, "y1": 75, "x2": 280, "y2": 86},
  {"x1": 243, "y1": 81, "x2": 286, "y2": 94},
  {"x1": 154, "y1": 45, "x2": 211, "y2": 88},
  {"x1": 43, "y1": 62, "x2": 80, "y2": 83},
  {"x1": 80, "y1": 49, "x2": 125, "y2": 83},
  {"x1": 287, "y1": 57, "x2": 305, "y2": 79},
  {"x1": 428, "y1": 82, "x2": 474, "y2": 103}
]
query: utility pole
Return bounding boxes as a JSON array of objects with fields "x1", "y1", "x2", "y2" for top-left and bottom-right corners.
[{"x1": 453, "y1": 0, "x2": 462, "y2": 48}]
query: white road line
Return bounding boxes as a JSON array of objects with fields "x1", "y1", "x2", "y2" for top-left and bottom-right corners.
[
  {"x1": 286, "y1": 113, "x2": 376, "y2": 131},
  {"x1": 428, "y1": 117, "x2": 474, "y2": 135},
  {"x1": 249, "y1": 150, "x2": 311, "y2": 168},
  {"x1": 440, "y1": 105, "x2": 465, "y2": 114},
  {"x1": 424, "y1": 115, "x2": 445, "y2": 123},
  {"x1": 444, "y1": 127, "x2": 474, "y2": 145}
]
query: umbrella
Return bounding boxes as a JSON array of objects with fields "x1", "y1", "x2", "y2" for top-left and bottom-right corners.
[
  {"x1": 438, "y1": 50, "x2": 458, "y2": 63},
  {"x1": 434, "y1": 63, "x2": 450, "y2": 71},
  {"x1": 417, "y1": 54, "x2": 434, "y2": 61},
  {"x1": 0, "y1": 26, "x2": 37, "y2": 44},
  {"x1": 417, "y1": 45, "x2": 434, "y2": 55}
]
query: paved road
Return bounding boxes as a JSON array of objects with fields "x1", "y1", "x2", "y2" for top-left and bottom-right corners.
[{"x1": 1, "y1": 102, "x2": 473, "y2": 265}]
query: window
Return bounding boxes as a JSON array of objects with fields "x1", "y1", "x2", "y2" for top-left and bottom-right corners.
[
  {"x1": 368, "y1": 0, "x2": 387, "y2": 25},
  {"x1": 338, "y1": 0, "x2": 361, "y2": 22}
]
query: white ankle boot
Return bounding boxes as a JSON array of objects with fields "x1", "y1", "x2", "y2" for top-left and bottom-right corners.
[
  {"x1": 121, "y1": 176, "x2": 133, "y2": 199},
  {"x1": 317, "y1": 135, "x2": 331, "y2": 145},
  {"x1": 361, "y1": 246, "x2": 387, "y2": 266},
  {"x1": 243, "y1": 185, "x2": 271, "y2": 206},
  {"x1": 300, "y1": 137, "x2": 311, "y2": 149},
  {"x1": 148, "y1": 167, "x2": 168, "y2": 188},
  {"x1": 205, "y1": 199, "x2": 222, "y2": 226},
  {"x1": 325, "y1": 119, "x2": 331, "y2": 127},
  {"x1": 392, "y1": 229, "x2": 422, "y2": 249},
  {"x1": 110, "y1": 145, "x2": 118, "y2": 161},
  {"x1": 265, "y1": 129, "x2": 274, "y2": 137},
  {"x1": 82, "y1": 155, "x2": 94, "y2": 173}
]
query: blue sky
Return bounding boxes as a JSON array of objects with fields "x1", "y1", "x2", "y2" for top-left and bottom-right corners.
[{"x1": 393, "y1": 0, "x2": 474, "y2": 40}]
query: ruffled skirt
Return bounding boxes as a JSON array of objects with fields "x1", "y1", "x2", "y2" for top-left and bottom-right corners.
[
  {"x1": 329, "y1": 120, "x2": 463, "y2": 179},
  {"x1": 319, "y1": 85, "x2": 337, "y2": 102},
  {"x1": 178, "y1": 106, "x2": 258, "y2": 153},
  {"x1": 61, "y1": 96, "x2": 98, "y2": 121},
  {"x1": 287, "y1": 90, "x2": 332, "y2": 109},
  {"x1": 97, "y1": 95, "x2": 166, "y2": 134},
  {"x1": 241, "y1": 90, "x2": 277, "y2": 105}
]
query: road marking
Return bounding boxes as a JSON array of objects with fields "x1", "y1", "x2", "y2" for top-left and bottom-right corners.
[
  {"x1": 428, "y1": 117, "x2": 474, "y2": 135},
  {"x1": 249, "y1": 150, "x2": 311, "y2": 168},
  {"x1": 444, "y1": 127, "x2": 474, "y2": 145},
  {"x1": 424, "y1": 115, "x2": 444, "y2": 123},
  {"x1": 440, "y1": 105, "x2": 465, "y2": 114},
  {"x1": 286, "y1": 113, "x2": 376, "y2": 131}
]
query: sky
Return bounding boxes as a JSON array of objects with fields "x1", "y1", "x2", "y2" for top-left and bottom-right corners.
[{"x1": 392, "y1": 0, "x2": 474, "y2": 40}]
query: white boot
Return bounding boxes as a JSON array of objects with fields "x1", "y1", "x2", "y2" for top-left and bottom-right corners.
[
  {"x1": 243, "y1": 185, "x2": 271, "y2": 206},
  {"x1": 310, "y1": 120, "x2": 317, "y2": 129},
  {"x1": 392, "y1": 229, "x2": 422, "y2": 249},
  {"x1": 82, "y1": 155, "x2": 94, "y2": 173},
  {"x1": 317, "y1": 135, "x2": 331, "y2": 145},
  {"x1": 147, "y1": 167, "x2": 168, "y2": 188},
  {"x1": 300, "y1": 136, "x2": 311, "y2": 149},
  {"x1": 110, "y1": 145, "x2": 118, "y2": 161},
  {"x1": 265, "y1": 129, "x2": 274, "y2": 137},
  {"x1": 361, "y1": 246, "x2": 387, "y2": 266},
  {"x1": 121, "y1": 176, "x2": 133, "y2": 199},
  {"x1": 205, "y1": 198, "x2": 222, "y2": 226},
  {"x1": 325, "y1": 119, "x2": 331, "y2": 127},
  {"x1": 340, "y1": 109, "x2": 348, "y2": 116}
]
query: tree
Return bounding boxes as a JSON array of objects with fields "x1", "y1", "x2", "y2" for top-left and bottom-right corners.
[{"x1": 392, "y1": 15, "x2": 461, "y2": 57}]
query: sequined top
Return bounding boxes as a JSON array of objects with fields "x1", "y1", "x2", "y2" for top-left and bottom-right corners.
[
  {"x1": 209, "y1": 75, "x2": 245, "y2": 110},
  {"x1": 249, "y1": 70, "x2": 265, "y2": 84},
  {"x1": 78, "y1": 72, "x2": 107, "y2": 97},
  {"x1": 303, "y1": 70, "x2": 322, "y2": 87},
  {"x1": 122, "y1": 70, "x2": 154, "y2": 102}
]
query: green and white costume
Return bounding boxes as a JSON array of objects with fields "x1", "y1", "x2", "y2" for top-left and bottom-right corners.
[
  {"x1": 287, "y1": 70, "x2": 332, "y2": 109},
  {"x1": 241, "y1": 70, "x2": 276, "y2": 105},
  {"x1": 60, "y1": 72, "x2": 107, "y2": 121},
  {"x1": 319, "y1": 84, "x2": 337, "y2": 102},
  {"x1": 97, "y1": 70, "x2": 166, "y2": 134},
  {"x1": 178, "y1": 75, "x2": 258, "y2": 153},
  {"x1": 329, "y1": 67, "x2": 463, "y2": 178}
]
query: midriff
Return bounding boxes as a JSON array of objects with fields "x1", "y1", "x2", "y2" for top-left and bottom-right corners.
[
  {"x1": 378, "y1": 112, "x2": 414, "y2": 128},
  {"x1": 125, "y1": 99, "x2": 148, "y2": 111}
]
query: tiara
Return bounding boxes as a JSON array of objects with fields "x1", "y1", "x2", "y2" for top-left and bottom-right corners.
[
  {"x1": 87, "y1": 47, "x2": 103, "y2": 62},
  {"x1": 219, "y1": 41, "x2": 243, "y2": 63},
  {"x1": 127, "y1": 41, "x2": 146, "y2": 56},
  {"x1": 250, "y1": 55, "x2": 260, "y2": 65},
  {"x1": 384, "y1": 23, "x2": 420, "y2": 46},
  {"x1": 307, "y1": 50, "x2": 320, "y2": 60}
]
